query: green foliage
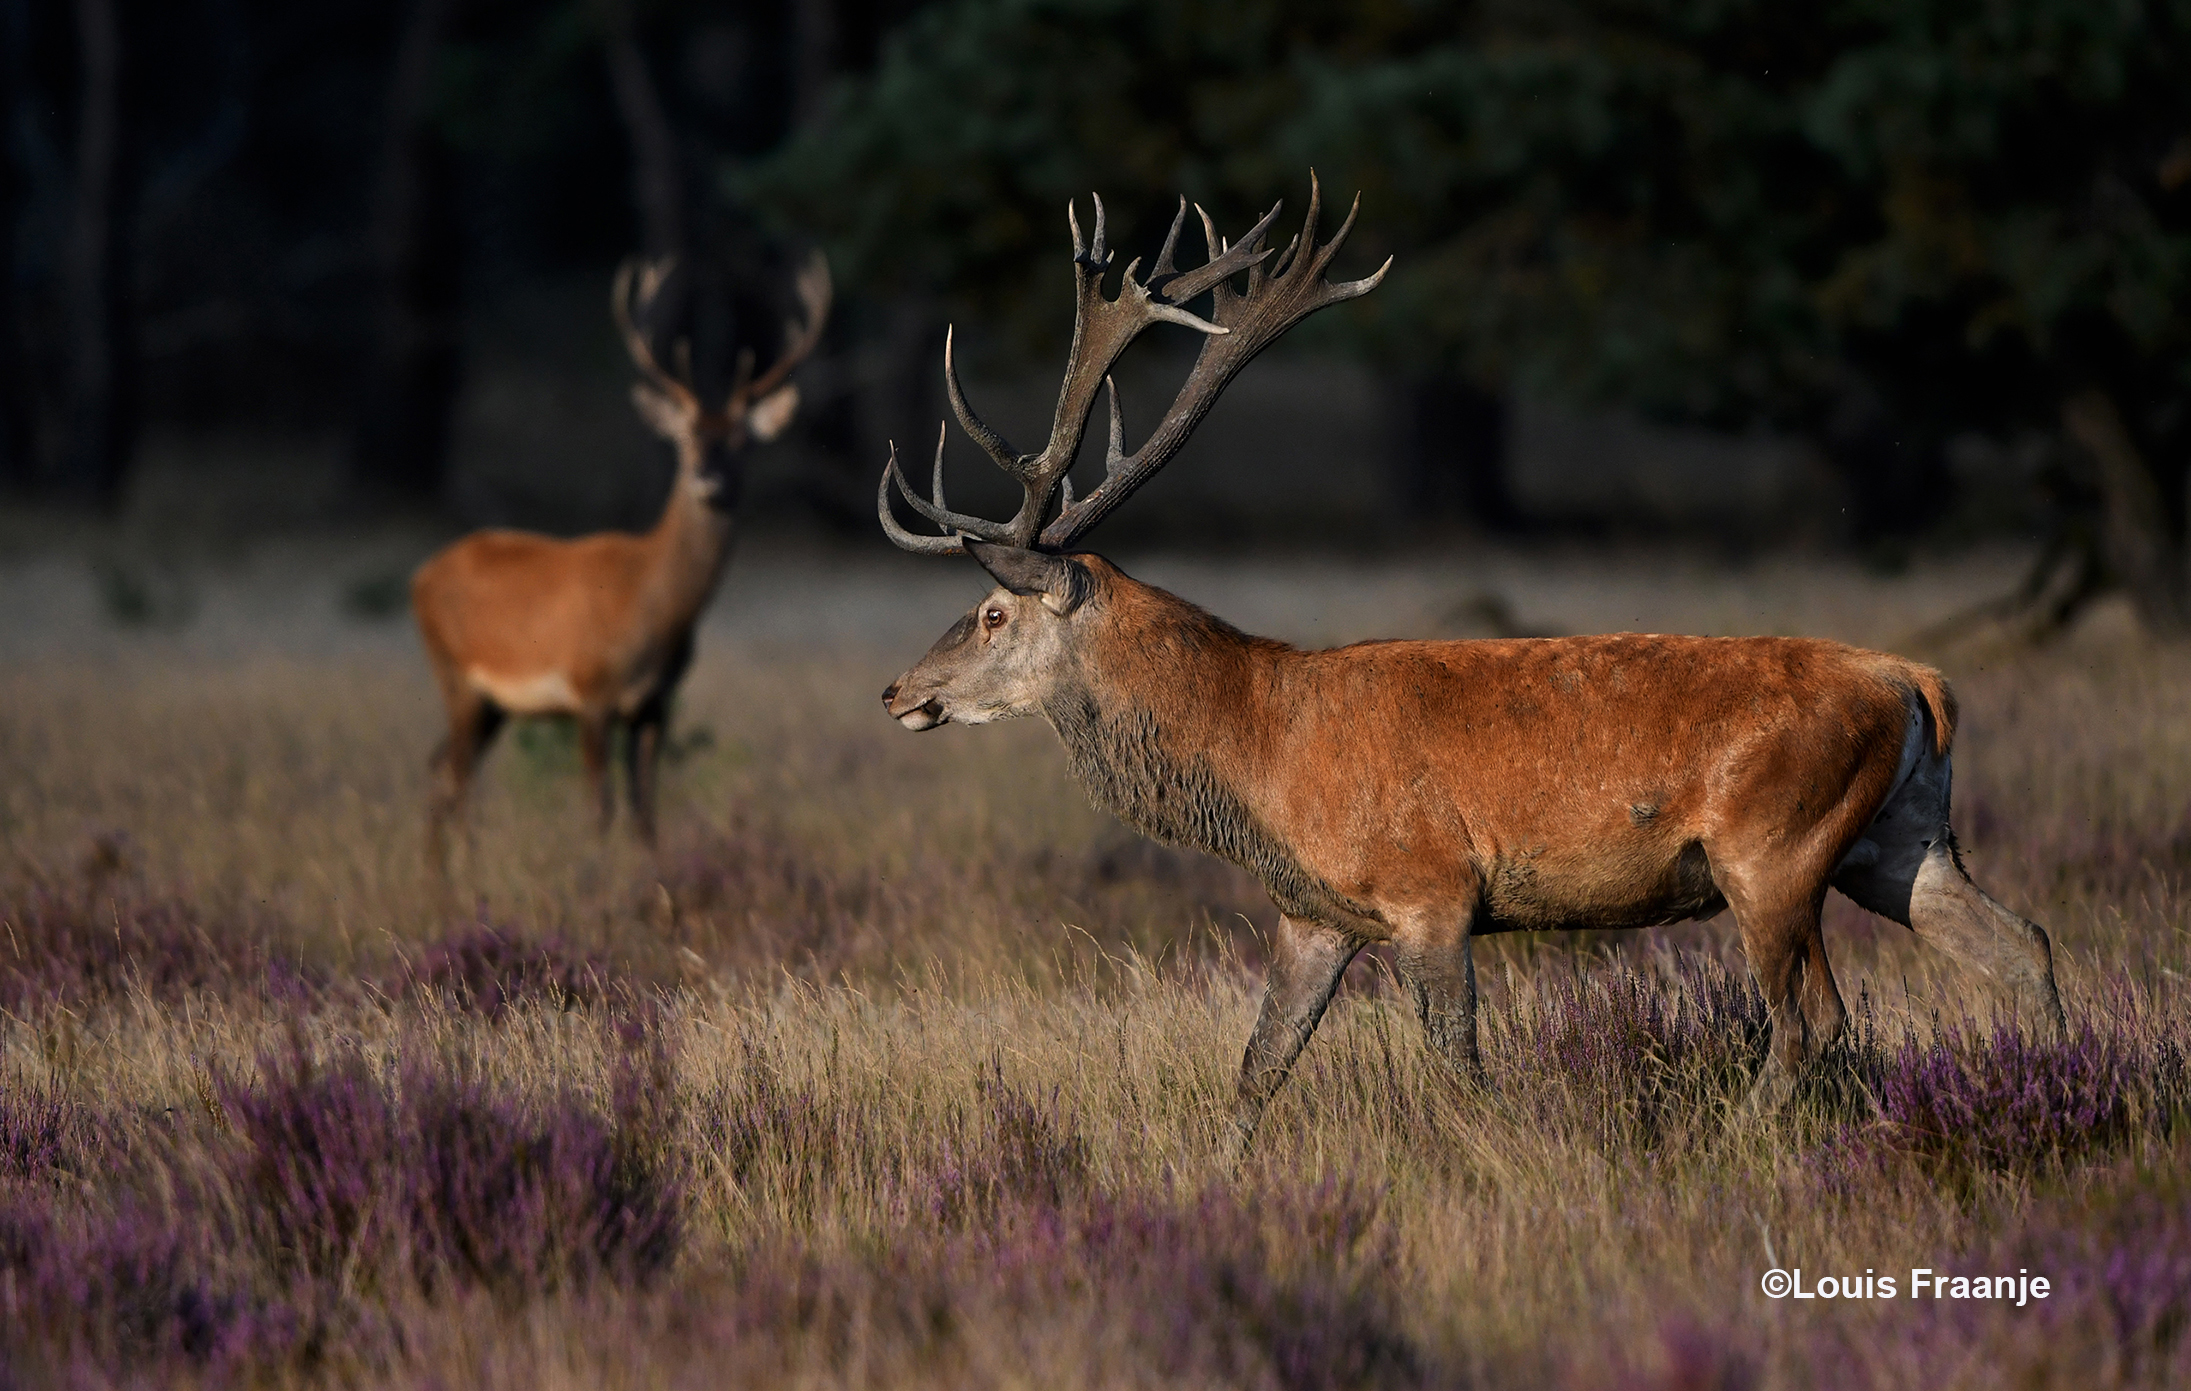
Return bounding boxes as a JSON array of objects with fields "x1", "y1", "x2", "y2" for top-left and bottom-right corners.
[
  {"x1": 743, "y1": 0, "x2": 1430, "y2": 352},
  {"x1": 748, "y1": 0, "x2": 2191, "y2": 451}
]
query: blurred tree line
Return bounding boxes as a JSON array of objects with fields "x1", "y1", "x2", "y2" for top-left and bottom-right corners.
[
  {"x1": 1, "y1": 0, "x2": 913, "y2": 508},
  {"x1": 753, "y1": 0, "x2": 2191, "y2": 633},
  {"x1": 5, "y1": 0, "x2": 2190, "y2": 631}
]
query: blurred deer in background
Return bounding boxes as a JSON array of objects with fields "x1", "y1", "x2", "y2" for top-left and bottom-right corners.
[
  {"x1": 413, "y1": 252, "x2": 829, "y2": 860},
  {"x1": 876, "y1": 176, "x2": 2063, "y2": 1158}
]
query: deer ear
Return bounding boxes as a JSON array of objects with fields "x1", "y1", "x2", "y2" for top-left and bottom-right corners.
[
  {"x1": 747, "y1": 383, "x2": 801, "y2": 442},
  {"x1": 965, "y1": 540, "x2": 1093, "y2": 616},
  {"x1": 630, "y1": 382, "x2": 690, "y2": 441}
]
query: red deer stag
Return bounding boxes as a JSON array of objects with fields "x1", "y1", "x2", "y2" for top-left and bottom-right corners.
[
  {"x1": 876, "y1": 176, "x2": 2064, "y2": 1154},
  {"x1": 414, "y1": 252, "x2": 829, "y2": 856}
]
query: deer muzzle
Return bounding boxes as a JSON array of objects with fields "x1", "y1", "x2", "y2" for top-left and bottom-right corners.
[{"x1": 881, "y1": 680, "x2": 947, "y2": 731}]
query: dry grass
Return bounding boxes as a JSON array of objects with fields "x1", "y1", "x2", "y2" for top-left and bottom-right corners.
[{"x1": 2, "y1": 538, "x2": 2188, "y2": 1388}]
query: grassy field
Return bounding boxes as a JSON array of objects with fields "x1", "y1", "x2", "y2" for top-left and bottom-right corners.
[{"x1": 2, "y1": 536, "x2": 2188, "y2": 1388}]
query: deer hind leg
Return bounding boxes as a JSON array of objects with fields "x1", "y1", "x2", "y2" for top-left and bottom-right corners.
[
  {"x1": 1714, "y1": 870, "x2": 1838, "y2": 1119},
  {"x1": 1231, "y1": 914, "x2": 1360, "y2": 1164},
  {"x1": 578, "y1": 712, "x2": 616, "y2": 835},
  {"x1": 1391, "y1": 904, "x2": 1482, "y2": 1082},
  {"x1": 1831, "y1": 749, "x2": 2065, "y2": 1037},
  {"x1": 427, "y1": 692, "x2": 504, "y2": 870},
  {"x1": 1798, "y1": 922, "x2": 1847, "y2": 1050},
  {"x1": 625, "y1": 696, "x2": 667, "y2": 850}
]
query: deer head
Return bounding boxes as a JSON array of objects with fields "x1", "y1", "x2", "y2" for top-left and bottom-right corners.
[
  {"x1": 880, "y1": 174, "x2": 1388, "y2": 728},
  {"x1": 614, "y1": 251, "x2": 831, "y2": 508}
]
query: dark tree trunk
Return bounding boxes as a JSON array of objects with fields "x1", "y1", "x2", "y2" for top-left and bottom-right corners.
[
  {"x1": 784, "y1": 0, "x2": 870, "y2": 529},
  {"x1": 2062, "y1": 388, "x2": 2191, "y2": 634},
  {"x1": 350, "y1": 0, "x2": 463, "y2": 503},
  {"x1": 0, "y1": 0, "x2": 31, "y2": 492},
  {"x1": 601, "y1": 0, "x2": 685, "y2": 262},
  {"x1": 1899, "y1": 389, "x2": 2185, "y2": 651},
  {"x1": 1395, "y1": 372, "x2": 1515, "y2": 530},
  {"x1": 56, "y1": 0, "x2": 135, "y2": 507},
  {"x1": 790, "y1": 0, "x2": 838, "y2": 130}
]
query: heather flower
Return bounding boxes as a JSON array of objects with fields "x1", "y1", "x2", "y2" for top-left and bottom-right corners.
[
  {"x1": 0, "y1": 1194, "x2": 303, "y2": 1373},
  {"x1": 920, "y1": 1062, "x2": 1090, "y2": 1227},
  {"x1": 0, "y1": 1082, "x2": 100, "y2": 1185},
  {"x1": 1513, "y1": 951, "x2": 1768, "y2": 1143},
  {"x1": 1011, "y1": 1177, "x2": 1418, "y2": 1390},
  {"x1": 0, "y1": 885, "x2": 304, "y2": 1010},
  {"x1": 222, "y1": 1042, "x2": 684, "y2": 1295},
  {"x1": 692, "y1": 1034, "x2": 888, "y2": 1222},
  {"x1": 399, "y1": 920, "x2": 617, "y2": 1018},
  {"x1": 1816, "y1": 1022, "x2": 2136, "y2": 1186}
]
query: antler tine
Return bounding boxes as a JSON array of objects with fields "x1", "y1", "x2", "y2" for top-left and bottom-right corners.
[
  {"x1": 943, "y1": 326, "x2": 1023, "y2": 474},
  {"x1": 1076, "y1": 193, "x2": 1110, "y2": 269},
  {"x1": 1038, "y1": 174, "x2": 1389, "y2": 550},
  {"x1": 1311, "y1": 189, "x2": 1362, "y2": 276},
  {"x1": 611, "y1": 256, "x2": 692, "y2": 402},
  {"x1": 1150, "y1": 198, "x2": 1187, "y2": 280},
  {"x1": 1103, "y1": 374, "x2": 1126, "y2": 476},
  {"x1": 1160, "y1": 200, "x2": 1281, "y2": 305},
  {"x1": 877, "y1": 442, "x2": 965, "y2": 555},
  {"x1": 1194, "y1": 204, "x2": 1244, "y2": 320},
  {"x1": 1274, "y1": 170, "x2": 1323, "y2": 280},
  {"x1": 885, "y1": 428, "x2": 1025, "y2": 542},
  {"x1": 1283, "y1": 178, "x2": 1389, "y2": 307},
  {"x1": 930, "y1": 420, "x2": 950, "y2": 511},
  {"x1": 740, "y1": 251, "x2": 833, "y2": 405}
]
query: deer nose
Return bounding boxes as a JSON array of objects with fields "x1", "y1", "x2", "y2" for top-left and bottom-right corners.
[{"x1": 881, "y1": 682, "x2": 900, "y2": 707}]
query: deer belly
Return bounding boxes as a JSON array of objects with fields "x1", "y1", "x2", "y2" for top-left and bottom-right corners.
[
  {"x1": 467, "y1": 668, "x2": 581, "y2": 715},
  {"x1": 1479, "y1": 840, "x2": 1724, "y2": 932}
]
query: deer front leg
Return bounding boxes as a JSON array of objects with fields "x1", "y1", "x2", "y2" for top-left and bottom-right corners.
[
  {"x1": 1393, "y1": 906, "x2": 1482, "y2": 1082},
  {"x1": 1230, "y1": 914, "x2": 1359, "y2": 1164},
  {"x1": 427, "y1": 691, "x2": 503, "y2": 876}
]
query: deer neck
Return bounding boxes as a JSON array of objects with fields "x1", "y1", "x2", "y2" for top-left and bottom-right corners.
[
  {"x1": 1041, "y1": 582, "x2": 1337, "y2": 915},
  {"x1": 637, "y1": 463, "x2": 738, "y2": 631}
]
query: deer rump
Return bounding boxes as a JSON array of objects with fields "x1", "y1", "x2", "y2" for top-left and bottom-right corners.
[{"x1": 1058, "y1": 630, "x2": 1951, "y2": 943}]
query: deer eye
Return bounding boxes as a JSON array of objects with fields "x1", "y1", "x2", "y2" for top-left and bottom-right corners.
[{"x1": 982, "y1": 606, "x2": 1008, "y2": 630}]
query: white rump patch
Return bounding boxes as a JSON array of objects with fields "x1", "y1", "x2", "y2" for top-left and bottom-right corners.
[{"x1": 467, "y1": 668, "x2": 580, "y2": 715}]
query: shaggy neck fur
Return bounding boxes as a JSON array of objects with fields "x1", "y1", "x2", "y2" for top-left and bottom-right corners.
[{"x1": 1039, "y1": 574, "x2": 1355, "y2": 922}]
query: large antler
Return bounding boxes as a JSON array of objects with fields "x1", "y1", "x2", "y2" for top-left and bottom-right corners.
[
  {"x1": 731, "y1": 250, "x2": 832, "y2": 411},
  {"x1": 880, "y1": 172, "x2": 1389, "y2": 555},
  {"x1": 612, "y1": 256, "x2": 692, "y2": 406},
  {"x1": 614, "y1": 251, "x2": 832, "y2": 414}
]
